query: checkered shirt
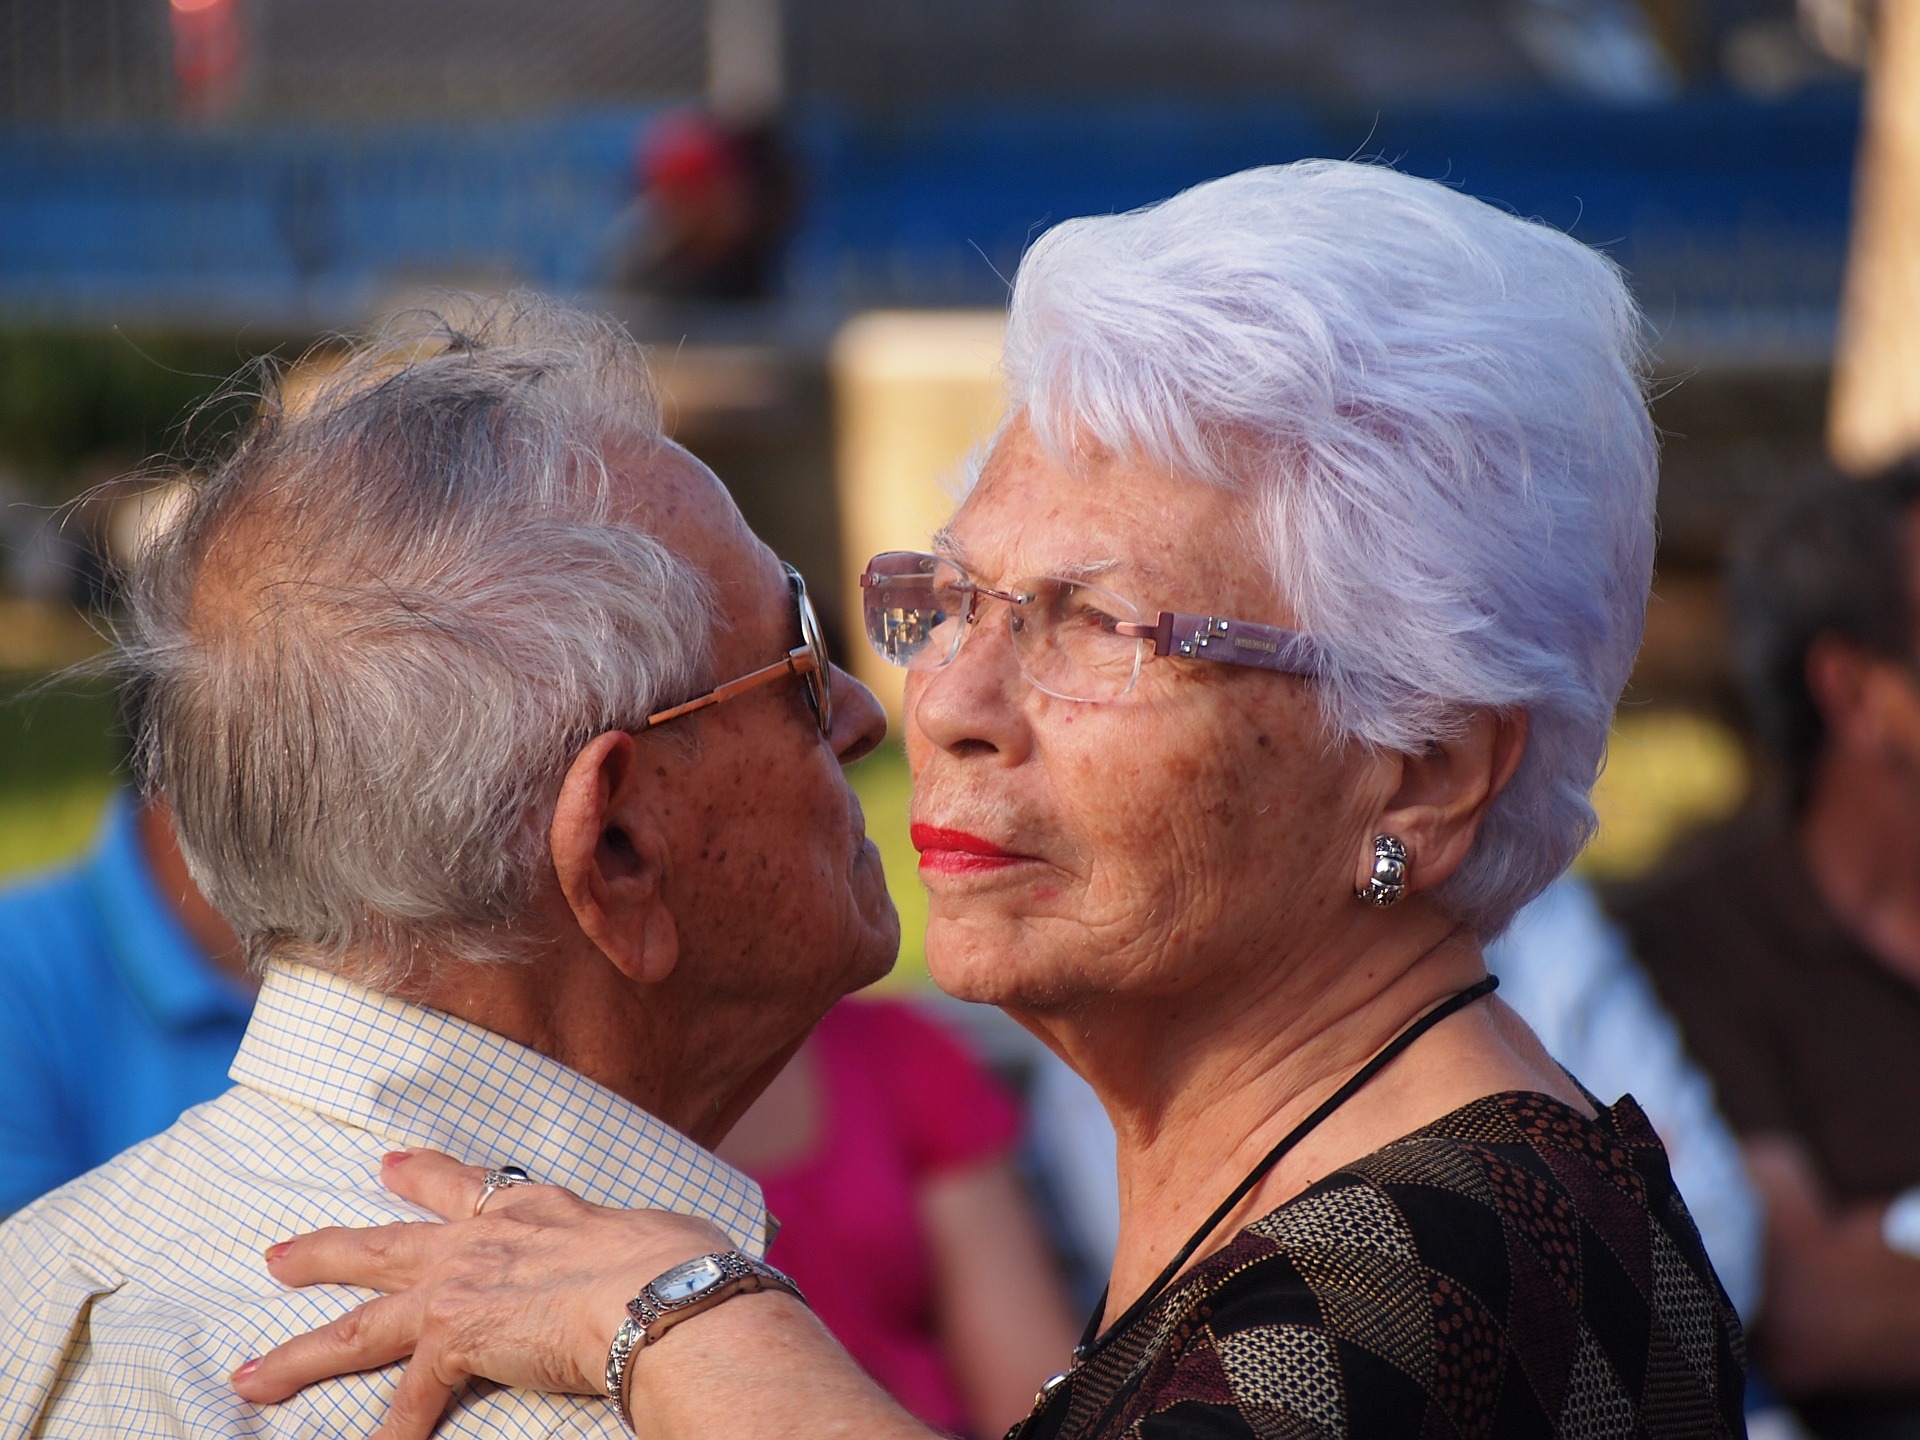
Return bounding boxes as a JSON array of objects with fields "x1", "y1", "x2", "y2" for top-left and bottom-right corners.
[{"x1": 0, "y1": 963, "x2": 769, "y2": 1438}]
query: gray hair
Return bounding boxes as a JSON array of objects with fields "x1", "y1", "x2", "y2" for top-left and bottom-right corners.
[
  {"x1": 123, "y1": 293, "x2": 713, "y2": 987},
  {"x1": 1003, "y1": 160, "x2": 1657, "y2": 934}
]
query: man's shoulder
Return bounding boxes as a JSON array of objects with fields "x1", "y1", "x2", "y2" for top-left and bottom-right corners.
[
  {"x1": 6, "y1": 1090, "x2": 349, "y2": 1244},
  {"x1": 1, "y1": 1087, "x2": 635, "y2": 1438},
  {"x1": 1, "y1": 1083, "x2": 408, "y2": 1289}
]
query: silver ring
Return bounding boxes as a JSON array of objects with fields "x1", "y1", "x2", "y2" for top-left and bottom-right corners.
[{"x1": 475, "y1": 1163, "x2": 536, "y2": 1217}]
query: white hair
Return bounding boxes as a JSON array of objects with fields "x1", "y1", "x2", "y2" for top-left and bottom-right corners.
[
  {"x1": 1003, "y1": 160, "x2": 1656, "y2": 933},
  {"x1": 123, "y1": 293, "x2": 713, "y2": 988}
]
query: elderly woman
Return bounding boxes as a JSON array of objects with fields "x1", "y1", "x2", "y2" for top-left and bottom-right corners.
[{"x1": 233, "y1": 160, "x2": 1744, "y2": 1439}]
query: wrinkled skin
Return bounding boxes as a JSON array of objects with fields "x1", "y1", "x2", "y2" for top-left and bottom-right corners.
[{"x1": 231, "y1": 419, "x2": 1577, "y2": 1440}]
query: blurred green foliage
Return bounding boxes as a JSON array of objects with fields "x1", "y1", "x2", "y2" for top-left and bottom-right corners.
[
  {"x1": 0, "y1": 675, "x2": 121, "y2": 879},
  {"x1": 0, "y1": 331, "x2": 289, "y2": 493},
  {"x1": 846, "y1": 741, "x2": 928, "y2": 989}
]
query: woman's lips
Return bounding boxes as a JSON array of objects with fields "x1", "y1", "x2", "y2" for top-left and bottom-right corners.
[{"x1": 910, "y1": 823, "x2": 1035, "y2": 875}]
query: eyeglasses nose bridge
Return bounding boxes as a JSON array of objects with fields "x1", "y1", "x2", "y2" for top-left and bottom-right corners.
[
  {"x1": 958, "y1": 580, "x2": 1033, "y2": 624},
  {"x1": 940, "y1": 580, "x2": 1035, "y2": 680}
]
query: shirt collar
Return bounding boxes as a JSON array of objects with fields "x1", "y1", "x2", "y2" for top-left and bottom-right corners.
[
  {"x1": 82, "y1": 794, "x2": 254, "y2": 1033},
  {"x1": 230, "y1": 964, "x2": 770, "y2": 1253}
]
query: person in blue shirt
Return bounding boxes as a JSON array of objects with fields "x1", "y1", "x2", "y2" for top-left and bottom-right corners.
[{"x1": 0, "y1": 790, "x2": 254, "y2": 1215}]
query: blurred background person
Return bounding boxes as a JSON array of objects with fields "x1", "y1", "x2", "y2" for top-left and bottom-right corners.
[
  {"x1": 1610, "y1": 458, "x2": 1920, "y2": 1440},
  {"x1": 718, "y1": 996, "x2": 1078, "y2": 1439},
  {"x1": 618, "y1": 107, "x2": 798, "y2": 301},
  {"x1": 0, "y1": 737, "x2": 251, "y2": 1216}
]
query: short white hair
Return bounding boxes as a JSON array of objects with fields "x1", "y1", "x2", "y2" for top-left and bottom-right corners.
[
  {"x1": 1003, "y1": 160, "x2": 1656, "y2": 933},
  {"x1": 124, "y1": 293, "x2": 713, "y2": 987}
]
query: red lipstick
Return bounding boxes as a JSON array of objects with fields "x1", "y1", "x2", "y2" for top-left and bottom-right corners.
[{"x1": 910, "y1": 824, "x2": 1032, "y2": 875}]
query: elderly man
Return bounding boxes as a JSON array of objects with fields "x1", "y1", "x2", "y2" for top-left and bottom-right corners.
[{"x1": 0, "y1": 294, "x2": 897, "y2": 1438}]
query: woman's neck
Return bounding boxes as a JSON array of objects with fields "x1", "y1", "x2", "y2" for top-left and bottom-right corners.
[{"x1": 1023, "y1": 908, "x2": 1578, "y2": 1331}]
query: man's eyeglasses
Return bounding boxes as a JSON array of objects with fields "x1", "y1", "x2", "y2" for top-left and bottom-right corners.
[
  {"x1": 644, "y1": 563, "x2": 833, "y2": 735},
  {"x1": 859, "y1": 550, "x2": 1319, "y2": 704}
]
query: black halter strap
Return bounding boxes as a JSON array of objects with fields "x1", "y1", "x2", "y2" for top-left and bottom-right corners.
[{"x1": 1073, "y1": 973, "x2": 1501, "y2": 1360}]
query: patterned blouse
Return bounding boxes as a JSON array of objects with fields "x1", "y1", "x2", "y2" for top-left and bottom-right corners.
[{"x1": 1013, "y1": 1092, "x2": 1746, "y2": 1440}]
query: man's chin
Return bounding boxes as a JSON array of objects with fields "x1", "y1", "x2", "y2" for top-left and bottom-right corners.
[{"x1": 836, "y1": 912, "x2": 902, "y2": 995}]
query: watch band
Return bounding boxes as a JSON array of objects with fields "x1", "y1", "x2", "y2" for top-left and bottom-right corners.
[
  {"x1": 604, "y1": 1250, "x2": 805, "y2": 1432},
  {"x1": 604, "y1": 1315, "x2": 647, "y2": 1433}
]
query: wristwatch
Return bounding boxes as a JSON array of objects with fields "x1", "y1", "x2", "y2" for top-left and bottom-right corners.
[{"x1": 604, "y1": 1251, "x2": 805, "y2": 1429}]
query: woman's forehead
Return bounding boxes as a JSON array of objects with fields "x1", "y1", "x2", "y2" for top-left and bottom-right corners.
[{"x1": 944, "y1": 438, "x2": 1250, "y2": 596}]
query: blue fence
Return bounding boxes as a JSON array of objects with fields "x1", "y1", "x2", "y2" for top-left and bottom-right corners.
[
  {"x1": 0, "y1": 86, "x2": 1863, "y2": 346},
  {"x1": 0, "y1": 111, "x2": 648, "y2": 326}
]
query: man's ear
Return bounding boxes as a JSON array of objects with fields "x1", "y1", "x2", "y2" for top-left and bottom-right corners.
[
  {"x1": 550, "y1": 731, "x2": 678, "y2": 985},
  {"x1": 1359, "y1": 708, "x2": 1529, "y2": 897}
]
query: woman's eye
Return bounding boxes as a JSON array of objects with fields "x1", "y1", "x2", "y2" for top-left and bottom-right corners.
[{"x1": 1061, "y1": 595, "x2": 1126, "y2": 631}]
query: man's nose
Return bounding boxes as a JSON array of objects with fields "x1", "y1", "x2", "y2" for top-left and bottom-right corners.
[{"x1": 828, "y1": 664, "x2": 888, "y2": 766}]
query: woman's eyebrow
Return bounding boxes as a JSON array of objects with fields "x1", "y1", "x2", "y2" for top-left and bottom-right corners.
[
  {"x1": 1050, "y1": 557, "x2": 1125, "y2": 582},
  {"x1": 929, "y1": 527, "x2": 967, "y2": 565},
  {"x1": 928, "y1": 530, "x2": 1128, "y2": 584}
]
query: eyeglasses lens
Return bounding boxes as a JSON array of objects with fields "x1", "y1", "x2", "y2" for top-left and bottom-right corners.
[
  {"x1": 1016, "y1": 577, "x2": 1145, "y2": 702},
  {"x1": 862, "y1": 553, "x2": 1146, "y2": 703},
  {"x1": 863, "y1": 554, "x2": 970, "y2": 671},
  {"x1": 787, "y1": 565, "x2": 833, "y2": 735}
]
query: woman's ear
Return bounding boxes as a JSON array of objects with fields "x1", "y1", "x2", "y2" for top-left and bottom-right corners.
[
  {"x1": 550, "y1": 731, "x2": 678, "y2": 985},
  {"x1": 1365, "y1": 708, "x2": 1529, "y2": 896}
]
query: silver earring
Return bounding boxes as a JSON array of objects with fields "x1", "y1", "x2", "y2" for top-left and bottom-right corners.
[{"x1": 1356, "y1": 835, "x2": 1409, "y2": 907}]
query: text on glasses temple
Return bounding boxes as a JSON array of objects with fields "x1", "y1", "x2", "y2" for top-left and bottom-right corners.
[{"x1": 1111, "y1": 612, "x2": 1319, "y2": 676}]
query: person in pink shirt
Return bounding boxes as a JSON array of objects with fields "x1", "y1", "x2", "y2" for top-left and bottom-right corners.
[{"x1": 719, "y1": 997, "x2": 1079, "y2": 1438}]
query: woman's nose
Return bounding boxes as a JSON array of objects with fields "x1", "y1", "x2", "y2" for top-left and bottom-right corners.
[{"x1": 904, "y1": 606, "x2": 1030, "y2": 763}]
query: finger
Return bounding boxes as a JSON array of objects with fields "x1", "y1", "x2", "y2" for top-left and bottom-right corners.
[
  {"x1": 231, "y1": 1293, "x2": 423, "y2": 1403},
  {"x1": 380, "y1": 1150, "x2": 492, "y2": 1220},
  {"x1": 265, "y1": 1221, "x2": 444, "y2": 1291},
  {"x1": 382, "y1": 1149, "x2": 572, "y2": 1224},
  {"x1": 371, "y1": 1350, "x2": 461, "y2": 1440}
]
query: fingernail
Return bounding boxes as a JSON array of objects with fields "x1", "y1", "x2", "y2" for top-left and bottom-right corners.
[
  {"x1": 232, "y1": 1358, "x2": 259, "y2": 1381},
  {"x1": 383, "y1": 1150, "x2": 414, "y2": 1168},
  {"x1": 265, "y1": 1242, "x2": 292, "y2": 1262}
]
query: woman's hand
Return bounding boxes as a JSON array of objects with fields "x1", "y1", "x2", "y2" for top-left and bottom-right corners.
[{"x1": 230, "y1": 1149, "x2": 730, "y2": 1437}]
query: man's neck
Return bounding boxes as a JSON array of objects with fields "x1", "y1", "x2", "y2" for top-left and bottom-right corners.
[
  {"x1": 137, "y1": 801, "x2": 254, "y2": 993},
  {"x1": 408, "y1": 948, "x2": 801, "y2": 1151},
  {"x1": 411, "y1": 953, "x2": 695, "y2": 1128},
  {"x1": 1800, "y1": 751, "x2": 1920, "y2": 989}
]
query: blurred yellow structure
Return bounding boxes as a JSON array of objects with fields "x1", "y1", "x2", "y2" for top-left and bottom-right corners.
[
  {"x1": 830, "y1": 311, "x2": 1008, "y2": 723},
  {"x1": 0, "y1": 600, "x2": 108, "y2": 672},
  {"x1": 1578, "y1": 709, "x2": 1749, "y2": 879},
  {"x1": 1830, "y1": 0, "x2": 1920, "y2": 473}
]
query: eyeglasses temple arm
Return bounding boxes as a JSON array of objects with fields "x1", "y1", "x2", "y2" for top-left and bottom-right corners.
[
  {"x1": 1114, "y1": 612, "x2": 1319, "y2": 677},
  {"x1": 644, "y1": 647, "x2": 817, "y2": 728}
]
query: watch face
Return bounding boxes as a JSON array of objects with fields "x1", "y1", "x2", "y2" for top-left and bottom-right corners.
[{"x1": 654, "y1": 1256, "x2": 727, "y2": 1306}]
